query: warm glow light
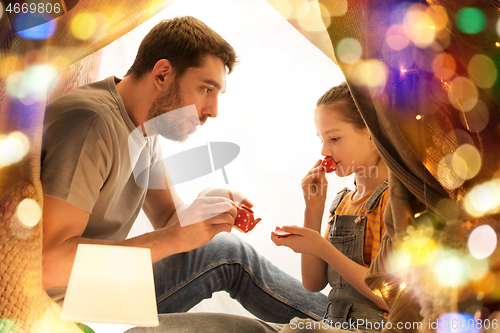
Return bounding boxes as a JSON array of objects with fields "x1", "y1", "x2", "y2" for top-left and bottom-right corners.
[
  {"x1": 415, "y1": 115, "x2": 422, "y2": 120},
  {"x1": 460, "y1": 100, "x2": 490, "y2": 133},
  {"x1": 453, "y1": 144, "x2": 482, "y2": 180},
  {"x1": 496, "y1": 42, "x2": 500, "y2": 47},
  {"x1": 16, "y1": 198, "x2": 42, "y2": 228},
  {"x1": 403, "y1": 5, "x2": 437, "y2": 48},
  {"x1": 400, "y1": 282, "x2": 406, "y2": 290},
  {"x1": 0, "y1": 135, "x2": 26, "y2": 164},
  {"x1": 387, "y1": 249, "x2": 412, "y2": 276},
  {"x1": 468, "y1": 225, "x2": 497, "y2": 259},
  {"x1": 320, "y1": 0, "x2": 347, "y2": 17},
  {"x1": 432, "y1": 53, "x2": 456, "y2": 80},
  {"x1": 386, "y1": 24, "x2": 410, "y2": 51},
  {"x1": 468, "y1": 54, "x2": 497, "y2": 89},
  {"x1": 463, "y1": 180, "x2": 500, "y2": 217},
  {"x1": 71, "y1": 12, "x2": 97, "y2": 40},
  {"x1": 437, "y1": 154, "x2": 465, "y2": 190},
  {"x1": 425, "y1": 5, "x2": 449, "y2": 31},
  {"x1": 336, "y1": 38, "x2": 362, "y2": 64},
  {"x1": 296, "y1": 2, "x2": 331, "y2": 32},
  {"x1": 432, "y1": 252, "x2": 468, "y2": 287},
  {"x1": 351, "y1": 59, "x2": 388, "y2": 89},
  {"x1": 448, "y1": 76, "x2": 478, "y2": 112}
]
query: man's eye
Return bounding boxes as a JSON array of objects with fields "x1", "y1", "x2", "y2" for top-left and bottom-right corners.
[{"x1": 205, "y1": 87, "x2": 213, "y2": 93}]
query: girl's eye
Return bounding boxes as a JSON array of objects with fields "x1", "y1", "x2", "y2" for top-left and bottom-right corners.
[{"x1": 331, "y1": 137, "x2": 340, "y2": 142}]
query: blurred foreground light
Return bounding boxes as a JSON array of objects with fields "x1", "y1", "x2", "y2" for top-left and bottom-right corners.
[
  {"x1": 296, "y1": 2, "x2": 331, "y2": 32},
  {"x1": 386, "y1": 24, "x2": 410, "y2": 51},
  {"x1": 387, "y1": 249, "x2": 412, "y2": 276},
  {"x1": 432, "y1": 53, "x2": 456, "y2": 80},
  {"x1": 453, "y1": 144, "x2": 482, "y2": 180},
  {"x1": 403, "y1": 5, "x2": 436, "y2": 48},
  {"x1": 71, "y1": 12, "x2": 97, "y2": 40},
  {"x1": 468, "y1": 225, "x2": 497, "y2": 260},
  {"x1": 448, "y1": 76, "x2": 478, "y2": 112},
  {"x1": 16, "y1": 198, "x2": 41, "y2": 228},
  {"x1": 457, "y1": 8, "x2": 486, "y2": 34},
  {"x1": 437, "y1": 154, "x2": 465, "y2": 190},
  {"x1": 432, "y1": 251, "x2": 468, "y2": 287},
  {"x1": 426, "y1": 5, "x2": 449, "y2": 31},
  {"x1": 438, "y1": 313, "x2": 479, "y2": 333},
  {"x1": 15, "y1": 14, "x2": 57, "y2": 40},
  {"x1": 6, "y1": 64, "x2": 57, "y2": 104},
  {"x1": 0, "y1": 132, "x2": 29, "y2": 165},
  {"x1": 336, "y1": 38, "x2": 362, "y2": 64},
  {"x1": 468, "y1": 54, "x2": 497, "y2": 89},
  {"x1": 460, "y1": 100, "x2": 490, "y2": 133},
  {"x1": 463, "y1": 180, "x2": 500, "y2": 217},
  {"x1": 351, "y1": 59, "x2": 388, "y2": 89},
  {"x1": 321, "y1": 0, "x2": 347, "y2": 17}
]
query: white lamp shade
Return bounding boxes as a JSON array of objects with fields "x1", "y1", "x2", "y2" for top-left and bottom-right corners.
[{"x1": 61, "y1": 244, "x2": 159, "y2": 327}]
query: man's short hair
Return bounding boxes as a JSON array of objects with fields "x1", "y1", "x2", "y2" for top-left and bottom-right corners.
[{"x1": 126, "y1": 16, "x2": 237, "y2": 79}]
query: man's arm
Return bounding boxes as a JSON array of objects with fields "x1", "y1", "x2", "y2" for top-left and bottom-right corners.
[{"x1": 42, "y1": 193, "x2": 237, "y2": 290}]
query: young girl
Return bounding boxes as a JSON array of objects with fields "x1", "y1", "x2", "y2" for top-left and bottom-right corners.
[{"x1": 272, "y1": 83, "x2": 390, "y2": 332}]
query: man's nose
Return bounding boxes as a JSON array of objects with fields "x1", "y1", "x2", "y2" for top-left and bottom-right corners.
[{"x1": 202, "y1": 97, "x2": 218, "y2": 119}]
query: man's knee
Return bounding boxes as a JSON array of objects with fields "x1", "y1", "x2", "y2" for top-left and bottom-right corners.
[{"x1": 206, "y1": 232, "x2": 257, "y2": 261}]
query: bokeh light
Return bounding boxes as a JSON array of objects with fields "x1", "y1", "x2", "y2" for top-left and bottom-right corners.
[
  {"x1": 453, "y1": 144, "x2": 482, "y2": 180},
  {"x1": 296, "y1": 2, "x2": 330, "y2": 32},
  {"x1": 468, "y1": 225, "x2": 497, "y2": 259},
  {"x1": 402, "y1": 218, "x2": 437, "y2": 266},
  {"x1": 6, "y1": 64, "x2": 57, "y2": 104},
  {"x1": 351, "y1": 59, "x2": 388, "y2": 89},
  {"x1": 321, "y1": 0, "x2": 347, "y2": 17},
  {"x1": 448, "y1": 76, "x2": 478, "y2": 112},
  {"x1": 468, "y1": 54, "x2": 497, "y2": 89},
  {"x1": 15, "y1": 14, "x2": 57, "y2": 40},
  {"x1": 463, "y1": 180, "x2": 500, "y2": 217},
  {"x1": 16, "y1": 198, "x2": 42, "y2": 228},
  {"x1": 71, "y1": 12, "x2": 98, "y2": 40},
  {"x1": 432, "y1": 53, "x2": 456, "y2": 80},
  {"x1": 456, "y1": 8, "x2": 486, "y2": 34},
  {"x1": 460, "y1": 100, "x2": 489, "y2": 133},
  {"x1": 386, "y1": 24, "x2": 410, "y2": 51},
  {"x1": 437, "y1": 154, "x2": 465, "y2": 190},
  {"x1": 403, "y1": 5, "x2": 437, "y2": 48},
  {"x1": 336, "y1": 38, "x2": 362, "y2": 64},
  {"x1": 438, "y1": 313, "x2": 480, "y2": 333},
  {"x1": 425, "y1": 5, "x2": 449, "y2": 31},
  {"x1": 497, "y1": 18, "x2": 500, "y2": 37},
  {"x1": 0, "y1": 135, "x2": 26, "y2": 165},
  {"x1": 387, "y1": 249, "x2": 412, "y2": 276},
  {"x1": 432, "y1": 250, "x2": 468, "y2": 287}
]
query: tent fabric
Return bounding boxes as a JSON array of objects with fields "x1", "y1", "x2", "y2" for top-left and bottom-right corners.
[
  {"x1": 316, "y1": 0, "x2": 500, "y2": 332},
  {"x1": 0, "y1": 1, "x2": 176, "y2": 331}
]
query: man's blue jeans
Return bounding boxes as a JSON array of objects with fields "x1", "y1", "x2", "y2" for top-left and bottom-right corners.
[{"x1": 152, "y1": 233, "x2": 328, "y2": 323}]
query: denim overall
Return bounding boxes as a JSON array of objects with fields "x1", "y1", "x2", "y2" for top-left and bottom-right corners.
[{"x1": 324, "y1": 181, "x2": 389, "y2": 333}]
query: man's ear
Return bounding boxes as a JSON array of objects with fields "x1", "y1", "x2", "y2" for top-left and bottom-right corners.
[{"x1": 151, "y1": 59, "x2": 174, "y2": 91}]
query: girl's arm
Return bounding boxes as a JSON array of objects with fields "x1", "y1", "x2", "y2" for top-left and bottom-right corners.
[{"x1": 272, "y1": 225, "x2": 389, "y2": 311}]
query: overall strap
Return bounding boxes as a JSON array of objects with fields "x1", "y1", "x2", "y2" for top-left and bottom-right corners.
[
  {"x1": 364, "y1": 180, "x2": 389, "y2": 212},
  {"x1": 329, "y1": 187, "x2": 350, "y2": 215}
]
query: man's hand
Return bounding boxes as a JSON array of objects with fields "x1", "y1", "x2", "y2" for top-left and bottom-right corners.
[
  {"x1": 198, "y1": 187, "x2": 253, "y2": 207},
  {"x1": 271, "y1": 225, "x2": 329, "y2": 257},
  {"x1": 165, "y1": 196, "x2": 238, "y2": 253}
]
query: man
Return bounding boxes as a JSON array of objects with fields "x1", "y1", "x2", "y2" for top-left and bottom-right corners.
[{"x1": 42, "y1": 16, "x2": 328, "y2": 327}]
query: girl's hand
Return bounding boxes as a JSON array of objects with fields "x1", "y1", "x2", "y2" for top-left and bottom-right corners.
[
  {"x1": 271, "y1": 225, "x2": 329, "y2": 256},
  {"x1": 301, "y1": 159, "x2": 328, "y2": 209}
]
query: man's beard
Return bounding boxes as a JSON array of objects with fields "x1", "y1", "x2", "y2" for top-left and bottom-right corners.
[{"x1": 145, "y1": 77, "x2": 199, "y2": 142}]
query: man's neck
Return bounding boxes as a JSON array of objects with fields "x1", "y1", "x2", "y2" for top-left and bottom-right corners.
[{"x1": 115, "y1": 75, "x2": 154, "y2": 128}]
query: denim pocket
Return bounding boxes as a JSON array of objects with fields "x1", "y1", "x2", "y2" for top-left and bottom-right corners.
[{"x1": 327, "y1": 234, "x2": 355, "y2": 289}]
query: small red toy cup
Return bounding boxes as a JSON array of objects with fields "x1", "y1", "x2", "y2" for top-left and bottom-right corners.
[{"x1": 322, "y1": 156, "x2": 337, "y2": 173}]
